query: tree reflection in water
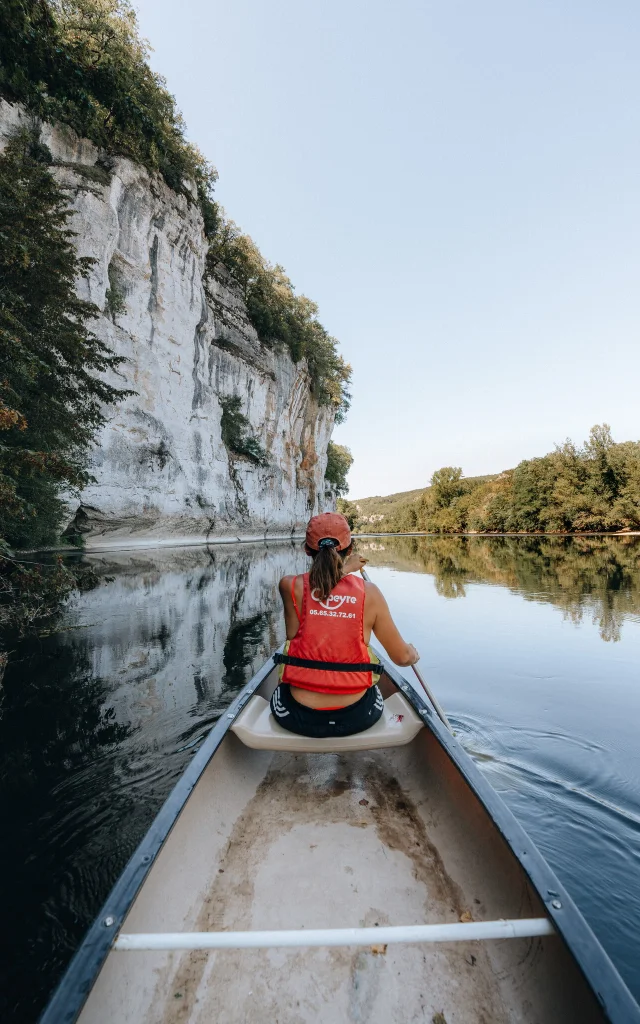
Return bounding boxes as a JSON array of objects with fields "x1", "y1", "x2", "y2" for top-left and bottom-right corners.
[
  {"x1": 357, "y1": 535, "x2": 640, "y2": 642},
  {"x1": 0, "y1": 540, "x2": 306, "y2": 1024},
  {"x1": 3, "y1": 535, "x2": 638, "y2": 1021}
]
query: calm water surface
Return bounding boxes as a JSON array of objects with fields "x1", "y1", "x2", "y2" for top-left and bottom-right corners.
[{"x1": 1, "y1": 535, "x2": 639, "y2": 1020}]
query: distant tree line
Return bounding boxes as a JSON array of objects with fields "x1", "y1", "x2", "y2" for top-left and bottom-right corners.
[{"x1": 346, "y1": 426, "x2": 640, "y2": 535}]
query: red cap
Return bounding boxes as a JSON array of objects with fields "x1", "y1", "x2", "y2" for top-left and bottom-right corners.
[{"x1": 305, "y1": 512, "x2": 352, "y2": 552}]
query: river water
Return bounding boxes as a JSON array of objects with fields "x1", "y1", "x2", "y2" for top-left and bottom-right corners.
[{"x1": 1, "y1": 535, "x2": 639, "y2": 1020}]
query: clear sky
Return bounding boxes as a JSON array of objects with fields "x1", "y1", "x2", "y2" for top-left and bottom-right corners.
[{"x1": 134, "y1": 0, "x2": 639, "y2": 498}]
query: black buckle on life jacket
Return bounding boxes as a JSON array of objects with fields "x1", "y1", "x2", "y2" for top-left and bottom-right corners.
[{"x1": 273, "y1": 653, "x2": 383, "y2": 676}]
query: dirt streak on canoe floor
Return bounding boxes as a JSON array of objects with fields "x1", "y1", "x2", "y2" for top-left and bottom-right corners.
[{"x1": 153, "y1": 751, "x2": 524, "y2": 1024}]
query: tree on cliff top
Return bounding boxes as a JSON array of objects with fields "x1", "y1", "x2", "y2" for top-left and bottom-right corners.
[
  {"x1": 206, "y1": 218, "x2": 351, "y2": 421},
  {"x1": 0, "y1": 130, "x2": 125, "y2": 550},
  {"x1": 0, "y1": 1, "x2": 351, "y2": 422},
  {"x1": 325, "y1": 443, "x2": 353, "y2": 496},
  {"x1": 0, "y1": 0, "x2": 217, "y2": 203}
]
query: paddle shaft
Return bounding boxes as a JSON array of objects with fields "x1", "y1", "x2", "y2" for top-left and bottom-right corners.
[{"x1": 360, "y1": 567, "x2": 453, "y2": 732}]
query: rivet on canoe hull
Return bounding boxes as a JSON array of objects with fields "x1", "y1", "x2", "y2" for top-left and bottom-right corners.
[
  {"x1": 551, "y1": 900, "x2": 562, "y2": 910},
  {"x1": 104, "y1": 917, "x2": 115, "y2": 927}
]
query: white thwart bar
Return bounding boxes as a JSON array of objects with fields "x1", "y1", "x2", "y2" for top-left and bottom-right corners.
[{"x1": 114, "y1": 918, "x2": 555, "y2": 951}]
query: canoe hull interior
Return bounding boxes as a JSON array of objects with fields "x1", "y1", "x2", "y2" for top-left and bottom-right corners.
[{"x1": 76, "y1": 672, "x2": 604, "y2": 1024}]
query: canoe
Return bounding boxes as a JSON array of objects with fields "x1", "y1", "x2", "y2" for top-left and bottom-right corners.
[{"x1": 41, "y1": 651, "x2": 640, "y2": 1024}]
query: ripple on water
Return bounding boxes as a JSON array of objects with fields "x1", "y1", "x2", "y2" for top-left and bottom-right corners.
[
  {"x1": 3, "y1": 537, "x2": 640, "y2": 1019},
  {"x1": 451, "y1": 711, "x2": 640, "y2": 989}
]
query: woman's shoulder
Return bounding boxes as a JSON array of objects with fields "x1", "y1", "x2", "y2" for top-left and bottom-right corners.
[
  {"x1": 362, "y1": 579, "x2": 383, "y2": 604},
  {"x1": 278, "y1": 573, "x2": 306, "y2": 592},
  {"x1": 340, "y1": 571, "x2": 365, "y2": 589}
]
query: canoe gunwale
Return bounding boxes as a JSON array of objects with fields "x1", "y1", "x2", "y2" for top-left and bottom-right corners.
[
  {"x1": 382, "y1": 659, "x2": 640, "y2": 1024},
  {"x1": 40, "y1": 651, "x2": 640, "y2": 1024},
  {"x1": 38, "y1": 653, "x2": 278, "y2": 1024}
]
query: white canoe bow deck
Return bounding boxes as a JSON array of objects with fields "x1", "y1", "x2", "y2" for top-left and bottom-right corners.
[{"x1": 43, "y1": 655, "x2": 639, "y2": 1024}]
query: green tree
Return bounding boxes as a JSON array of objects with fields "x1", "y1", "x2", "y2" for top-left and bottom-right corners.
[
  {"x1": 358, "y1": 425, "x2": 640, "y2": 536},
  {"x1": 336, "y1": 497, "x2": 359, "y2": 531},
  {"x1": 206, "y1": 217, "x2": 351, "y2": 418},
  {"x1": 0, "y1": 0, "x2": 217, "y2": 201},
  {"x1": 219, "y1": 395, "x2": 267, "y2": 465},
  {"x1": 608, "y1": 442, "x2": 640, "y2": 528},
  {"x1": 430, "y1": 467, "x2": 465, "y2": 509},
  {"x1": 0, "y1": 130, "x2": 125, "y2": 549},
  {"x1": 510, "y1": 457, "x2": 555, "y2": 532},
  {"x1": 0, "y1": 2, "x2": 350, "y2": 423},
  {"x1": 575, "y1": 424, "x2": 625, "y2": 530},
  {"x1": 325, "y1": 442, "x2": 353, "y2": 496},
  {"x1": 415, "y1": 467, "x2": 469, "y2": 533},
  {"x1": 389, "y1": 501, "x2": 419, "y2": 533}
]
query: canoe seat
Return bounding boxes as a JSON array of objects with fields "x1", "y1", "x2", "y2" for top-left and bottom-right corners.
[{"x1": 231, "y1": 692, "x2": 424, "y2": 752}]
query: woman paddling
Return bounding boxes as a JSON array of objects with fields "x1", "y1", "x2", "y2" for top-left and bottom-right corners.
[{"x1": 272, "y1": 512, "x2": 420, "y2": 738}]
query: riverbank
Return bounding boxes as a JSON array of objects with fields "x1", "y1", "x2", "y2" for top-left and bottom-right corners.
[
  {"x1": 355, "y1": 530, "x2": 640, "y2": 538},
  {"x1": 26, "y1": 527, "x2": 640, "y2": 557},
  {"x1": 25, "y1": 531, "x2": 306, "y2": 556}
]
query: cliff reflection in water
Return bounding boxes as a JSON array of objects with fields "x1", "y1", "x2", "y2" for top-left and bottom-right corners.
[
  {"x1": 3, "y1": 536, "x2": 640, "y2": 1021},
  {"x1": 0, "y1": 541, "x2": 306, "y2": 1024},
  {"x1": 357, "y1": 535, "x2": 640, "y2": 641}
]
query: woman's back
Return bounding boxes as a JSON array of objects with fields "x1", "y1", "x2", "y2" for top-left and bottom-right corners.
[
  {"x1": 281, "y1": 571, "x2": 373, "y2": 695},
  {"x1": 281, "y1": 569, "x2": 419, "y2": 674},
  {"x1": 272, "y1": 511, "x2": 419, "y2": 735}
]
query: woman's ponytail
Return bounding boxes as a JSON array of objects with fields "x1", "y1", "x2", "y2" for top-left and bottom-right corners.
[{"x1": 308, "y1": 540, "x2": 345, "y2": 601}]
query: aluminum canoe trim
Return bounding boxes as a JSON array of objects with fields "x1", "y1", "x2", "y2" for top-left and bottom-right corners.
[
  {"x1": 380, "y1": 656, "x2": 640, "y2": 1024},
  {"x1": 38, "y1": 653, "x2": 278, "y2": 1024}
]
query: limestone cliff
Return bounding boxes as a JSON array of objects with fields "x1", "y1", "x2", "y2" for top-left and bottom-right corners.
[{"x1": 0, "y1": 100, "x2": 335, "y2": 549}]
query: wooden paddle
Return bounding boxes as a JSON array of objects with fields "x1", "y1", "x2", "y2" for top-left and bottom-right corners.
[{"x1": 360, "y1": 566, "x2": 453, "y2": 732}]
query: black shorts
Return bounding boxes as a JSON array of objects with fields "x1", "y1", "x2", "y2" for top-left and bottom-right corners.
[{"x1": 270, "y1": 683, "x2": 384, "y2": 738}]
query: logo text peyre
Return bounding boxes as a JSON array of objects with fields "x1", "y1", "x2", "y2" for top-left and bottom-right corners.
[{"x1": 311, "y1": 590, "x2": 357, "y2": 612}]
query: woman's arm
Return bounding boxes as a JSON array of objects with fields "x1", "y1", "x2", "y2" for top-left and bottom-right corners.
[
  {"x1": 278, "y1": 575, "x2": 303, "y2": 640},
  {"x1": 364, "y1": 582, "x2": 420, "y2": 667},
  {"x1": 340, "y1": 552, "x2": 368, "y2": 575}
]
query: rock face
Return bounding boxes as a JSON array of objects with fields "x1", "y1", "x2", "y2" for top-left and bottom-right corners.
[{"x1": 0, "y1": 101, "x2": 335, "y2": 549}]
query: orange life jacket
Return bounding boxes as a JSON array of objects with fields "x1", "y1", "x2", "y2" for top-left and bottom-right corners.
[{"x1": 277, "y1": 573, "x2": 379, "y2": 694}]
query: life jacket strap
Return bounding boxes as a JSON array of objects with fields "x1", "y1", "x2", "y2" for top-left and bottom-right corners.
[{"x1": 273, "y1": 653, "x2": 383, "y2": 676}]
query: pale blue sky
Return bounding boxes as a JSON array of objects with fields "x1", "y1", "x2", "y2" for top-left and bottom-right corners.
[{"x1": 134, "y1": 0, "x2": 640, "y2": 498}]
